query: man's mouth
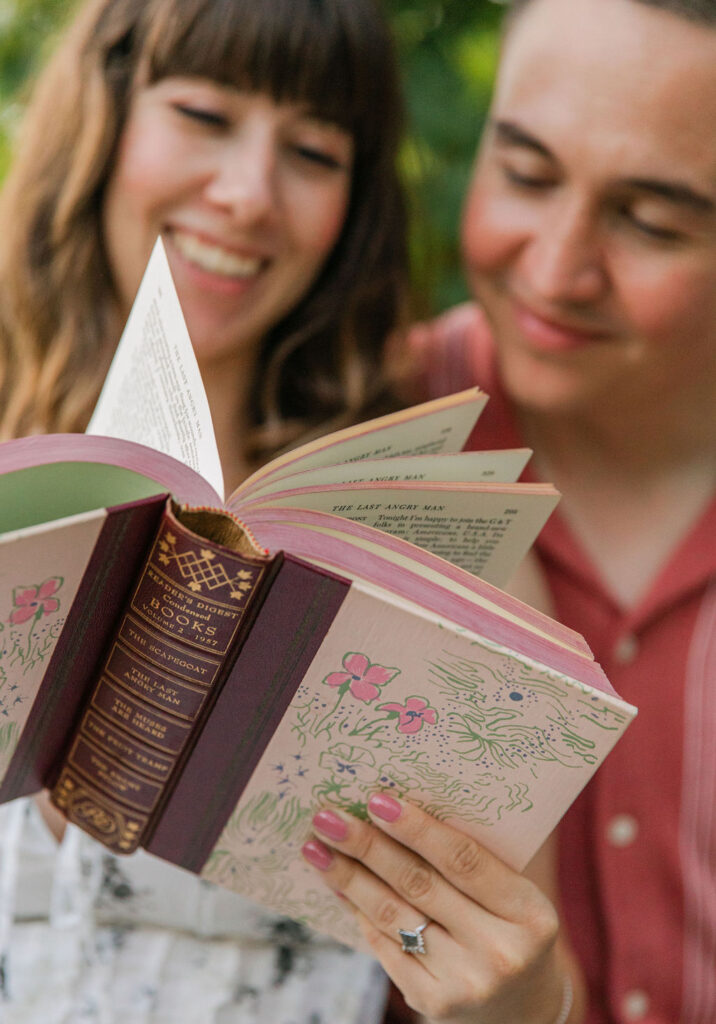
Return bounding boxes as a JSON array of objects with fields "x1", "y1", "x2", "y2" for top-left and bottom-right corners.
[{"x1": 512, "y1": 298, "x2": 611, "y2": 352}]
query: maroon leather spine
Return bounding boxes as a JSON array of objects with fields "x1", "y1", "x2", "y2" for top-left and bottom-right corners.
[
  {"x1": 145, "y1": 554, "x2": 349, "y2": 872},
  {"x1": 50, "y1": 503, "x2": 269, "y2": 853}
]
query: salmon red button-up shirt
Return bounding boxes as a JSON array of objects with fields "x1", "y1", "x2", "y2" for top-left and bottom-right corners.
[{"x1": 407, "y1": 303, "x2": 716, "y2": 1024}]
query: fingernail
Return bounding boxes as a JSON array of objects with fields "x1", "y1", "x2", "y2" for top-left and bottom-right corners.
[
  {"x1": 301, "y1": 839, "x2": 334, "y2": 871},
  {"x1": 368, "y1": 793, "x2": 403, "y2": 822},
  {"x1": 313, "y1": 809, "x2": 348, "y2": 841}
]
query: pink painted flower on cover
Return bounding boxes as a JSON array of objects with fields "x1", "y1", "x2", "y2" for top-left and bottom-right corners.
[
  {"x1": 10, "y1": 577, "x2": 63, "y2": 625},
  {"x1": 379, "y1": 696, "x2": 438, "y2": 734},
  {"x1": 323, "y1": 652, "x2": 400, "y2": 702}
]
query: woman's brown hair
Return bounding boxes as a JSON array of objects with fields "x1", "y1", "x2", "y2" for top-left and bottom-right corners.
[{"x1": 0, "y1": 0, "x2": 409, "y2": 455}]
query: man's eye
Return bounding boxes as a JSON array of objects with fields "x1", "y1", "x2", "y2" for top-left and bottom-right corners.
[
  {"x1": 172, "y1": 103, "x2": 228, "y2": 128},
  {"x1": 622, "y1": 207, "x2": 682, "y2": 242},
  {"x1": 632, "y1": 219, "x2": 681, "y2": 241}
]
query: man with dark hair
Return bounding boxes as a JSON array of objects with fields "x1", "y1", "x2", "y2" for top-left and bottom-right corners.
[{"x1": 384, "y1": 0, "x2": 715, "y2": 1020}]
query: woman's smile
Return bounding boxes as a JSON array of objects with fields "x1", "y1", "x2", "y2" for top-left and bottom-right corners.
[
  {"x1": 168, "y1": 227, "x2": 265, "y2": 282},
  {"x1": 103, "y1": 80, "x2": 353, "y2": 367}
]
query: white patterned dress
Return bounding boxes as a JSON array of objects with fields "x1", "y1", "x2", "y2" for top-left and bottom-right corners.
[{"x1": 0, "y1": 799, "x2": 387, "y2": 1024}]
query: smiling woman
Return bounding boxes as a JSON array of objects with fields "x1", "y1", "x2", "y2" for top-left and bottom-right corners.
[
  {"x1": 102, "y1": 81, "x2": 357, "y2": 481},
  {"x1": 0, "y1": 1, "x2": 411, "y2": 1021},
  {"x1": 0, "y1": 0, "x2": 408, "y2": 484}
]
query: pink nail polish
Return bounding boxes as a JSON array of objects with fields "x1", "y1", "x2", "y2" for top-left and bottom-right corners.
[
  {"x1": 301, "y1": 839, "x2": 334, "y2": 871},
  {"x1": 313, "y1": 809, "x2": 348, "y2": 841},
  {"x1": 368, "y1": 792, "x2": 402, "y2": 822}
]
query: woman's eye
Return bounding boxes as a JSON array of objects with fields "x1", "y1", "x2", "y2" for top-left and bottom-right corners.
[
  {"x1": 172, "y1": 103, "x2": 228, "y2": 128},
  {"x1": 291, "y1": 144, "x2": 345, "y2": 170},
  {"x1": 501, "y1": 164, "x2": 554, "y2": 190}
]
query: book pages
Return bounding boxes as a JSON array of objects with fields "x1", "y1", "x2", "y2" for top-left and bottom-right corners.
[
  {"x1": 235, "y1": 388, "x2": 490, "y2": 499},
  {"x1": 239, "y1": 449, "x2": 532, "y2": 502},
  {"x1": 87, "y1": 239, "x2": 224, "y2": 498},
  {"x1": 241, "y1": 482, "x2": 559, "y2": 587}
]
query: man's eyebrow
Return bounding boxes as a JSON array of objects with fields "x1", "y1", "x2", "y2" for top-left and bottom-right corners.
[
  {"x1": 621, "y1": 178, "x2": 714, "y2": 214},
  {"x1": 492, "y1": 120, "x2": 714, "y2": 214},
  {"x1": 492, "y1": 120, "x2": 554, "y2": 160}
]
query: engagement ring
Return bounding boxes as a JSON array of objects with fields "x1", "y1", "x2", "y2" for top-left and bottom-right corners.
[{"x1": 398, "y1": 919, "x2": 430, "y2": 954}]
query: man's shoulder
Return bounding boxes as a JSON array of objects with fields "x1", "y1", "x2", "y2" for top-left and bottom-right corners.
[
  {"x1": 410, "y1": 301, "x2": 492, "y2": 351},
  {"x1": 406, "y1": 302, "x2": 496, "y2": 397}
]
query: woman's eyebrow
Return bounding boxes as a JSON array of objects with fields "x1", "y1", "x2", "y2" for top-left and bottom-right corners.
[{"x1": 491, "y1": 119, "x2": 553, "y2": 159}]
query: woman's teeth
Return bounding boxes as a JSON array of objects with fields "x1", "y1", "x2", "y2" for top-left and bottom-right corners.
[{"x1": 172, "y1": 231, "x2": 263, "y2": 277}]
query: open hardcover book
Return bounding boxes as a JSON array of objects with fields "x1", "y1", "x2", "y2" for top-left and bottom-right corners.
[{"x1": 0, "y1": 240, "x2": 636, "y2": 948}]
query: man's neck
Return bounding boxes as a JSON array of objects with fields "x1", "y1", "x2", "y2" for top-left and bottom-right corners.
[
  {"x1": 518, "y1": 374, "x2": 716, "y2": 483},
  {"x1": 517, "y1": 392, "x2": 716, "y2": 608}
]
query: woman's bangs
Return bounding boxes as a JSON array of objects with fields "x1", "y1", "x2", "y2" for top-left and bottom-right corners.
[{"x1": 144, "y1": 0, "x2": 361, "y2": 130}]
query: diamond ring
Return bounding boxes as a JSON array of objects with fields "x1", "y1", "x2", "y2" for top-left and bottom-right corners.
[{"x1": 398, "y1": 919, "x2": 430, "y2": 954}]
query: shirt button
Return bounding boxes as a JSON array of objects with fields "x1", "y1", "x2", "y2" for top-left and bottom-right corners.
[
  {"x1": 622, "y1": 989, "x2": 650, "y2": 1020},
  {"x1": 614, "y1": 633, "x2": 639, "y2": 664},
  {"x1": 606, "y1": 814, "x2": 639, "y2": 848}
]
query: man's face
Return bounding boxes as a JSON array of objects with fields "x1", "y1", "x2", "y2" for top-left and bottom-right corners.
[{"x1": 462, "y1": 0, "x2": 716, "y2": 415}]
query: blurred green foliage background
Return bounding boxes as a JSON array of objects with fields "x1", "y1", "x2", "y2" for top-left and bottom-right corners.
[
  {"x1": 387, "y1": 0, "x2": 505, "y2": 311},
  {"x1": 0, "y1": 0, "x2": 506, "y2": 313}
]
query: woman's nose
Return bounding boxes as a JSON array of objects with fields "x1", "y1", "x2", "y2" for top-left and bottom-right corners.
[
  {"x1": 522, "y1": 200, "x2": 608, "y2": 305},
  {"x1": 204, "y1": 134, "x2": 276, "y2": 223}
]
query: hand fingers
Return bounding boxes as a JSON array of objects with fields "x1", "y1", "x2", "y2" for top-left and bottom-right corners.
[
  {"x1": 301, "y1": 836, "x2": 448, "y2": 971},
  {"x1": 308, "y1": 807, "x2": 491, "y2": 942},
  {"x1": 352, "y1": 908, "x2": 443, "y2": 1014},
  {"x1": 364, "y1": 792, "x2": 551, "y2": 924},
  {"x1": 307, "y1": 796, "x2": 557, "y2": 944},
  {"x1": 302, "y1": 810, "x2": 563, "y2": 1024},
  {"x1": 303, "y1": 799, "x2": 564, "y2": 1024}
]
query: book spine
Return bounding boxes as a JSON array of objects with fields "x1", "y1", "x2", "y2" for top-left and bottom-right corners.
[
  {"x1": 146, "y1": 555, "x2": 350, "y2": 871},
  {"x1": 50, "y1": 501, "x2": 268, "y2": 853}
]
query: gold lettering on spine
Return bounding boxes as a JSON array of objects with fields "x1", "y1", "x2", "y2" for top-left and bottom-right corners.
[
  {"x1": 50, "y1": 504, "x2": 267, "y2": 854},
  {"x1": 53, "y1": 770, "x2": 147, "y2": 852}
]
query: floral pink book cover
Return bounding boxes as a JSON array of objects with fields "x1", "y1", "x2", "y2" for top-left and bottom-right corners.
[
  {"x1": 201, "y1": 583, "x2": 634, "y2": 948},
  {"x1": 0, "y1": 512, "x2": 106, "y2": 780}
]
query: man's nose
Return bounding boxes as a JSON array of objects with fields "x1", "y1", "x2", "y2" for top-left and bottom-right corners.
[{"x1": 523, "y1": 198, "x2": 608, "y2": 305}]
